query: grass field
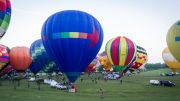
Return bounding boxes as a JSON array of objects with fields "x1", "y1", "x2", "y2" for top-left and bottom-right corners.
[{"x1": 0, "y1": 68, "x2": 180, "y2": 101}]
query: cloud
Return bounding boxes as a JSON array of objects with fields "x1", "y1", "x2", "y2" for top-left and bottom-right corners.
[{"x1": 13, "y1": 8, "x2": 40, "y2": 15}]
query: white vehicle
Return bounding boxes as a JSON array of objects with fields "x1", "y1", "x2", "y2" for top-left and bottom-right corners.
[
  {"x1": 44, "y1": 79, "x2": 57, "y2": 84},
  {"x1": 50, "y1": 82, "x2": 57, "y2": 88},
  {"x1": 55, "y1": 83, "x2": 67, "y2": 90},
  {"x1": 159, "y1": 73, "x2": 164, "y2": 76},
  {"x1": 29, "y1": 77, "x2": 35, "y2": 82},
  {"x1": 150, "y1": 80, "x2": 159, "y2": 85},
  {"x1": 108, "y1": 74, "x2": 119, "y2": 80}
]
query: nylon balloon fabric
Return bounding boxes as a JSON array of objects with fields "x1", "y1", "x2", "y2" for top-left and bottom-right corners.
[
  {"x1": 29, "y1": 62, "x2": 41, "y2": 75},
  {"x1": 0, "y1": 46, "x2": 8, "y2": 75},
  {"x1": 129, "y1": 46, "x2": 147, "y2": 73},
  {"x1": 4, "y1": 64, "x2": 14, "y2": 74},
  {"x1": 105, "y1": 36, "x2": 137, "y2": 72},
  {"x1": 0, "y1": 44, "x2": 10, "y2": 75},
  {"x1": 123, "y1": 56, "x2": 136, "y2": 73},
  {"x1": 41, "y1": 10, "x2": 103, "y2": 83},
  {"x1": 30, "y1": 39, "x2": 59, "y2": 74},
  {"x1": 0, "y1": 0, "x2": 11, "y2": 39}
]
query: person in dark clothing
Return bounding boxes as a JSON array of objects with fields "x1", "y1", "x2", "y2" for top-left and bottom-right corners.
[
  {"x1": 120, "y1": 79, "x2": 122, "y2": 84},
  {"x1": 100, "y1": 89, "x2": 103, "y2": 99},
  {"x1": 81, "y1": 78, "x2": 83, "y2": 82}
]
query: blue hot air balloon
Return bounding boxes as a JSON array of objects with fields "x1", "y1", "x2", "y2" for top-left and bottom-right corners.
[
  {"x1": 30, "y1": 39, "x2": 59, "y2": 74},
  {"x1": 29, "y1": 62, "x2": 41, "y2": 76},
  {"x1": 41, "y1": 10, "x2": 104, "y2": 83}
]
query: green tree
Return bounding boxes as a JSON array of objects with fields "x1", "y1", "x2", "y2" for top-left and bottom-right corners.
[
  {"x1": 36, "y1": 78, "x2": 44, "y2": 90},
  {"x1": 12, "y1": 76, "x2": 21, "y2": 89}
]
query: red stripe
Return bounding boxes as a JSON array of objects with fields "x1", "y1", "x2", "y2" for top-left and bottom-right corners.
[
  {"x1": 112, "y1": 37, "x2": 120, "y2": 65},
  {"x1": 6, "y1": 0, "x2": 11, "y2": 9},
  {"x1": 0, "y1": 1, "x2": 6, "y2": 12},
  {"x1": 124, "y1": 37, "x2": 134, "y2": 65}
]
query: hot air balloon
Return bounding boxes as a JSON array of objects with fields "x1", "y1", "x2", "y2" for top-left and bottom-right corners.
[
  {"x1": 129, "y1": 46, "x2": 147, "y2": 73},
  {"x1": 166, "y1": 20, "x2": 180, "y2": 63},
  {"x1": 0, "y1": 0, "x2": 11, "y2": 39},
  {"x1": 30, "y1": 39, "x2": 59, "y2": 74},
  {"x1": 41, "y1": 10, "x2": 103, "y2": 83},
  {"x1": 162, "y1": 47, "x2": 180, "y2": 73},
  {"x1": 123, "y1": 56, "x2": 136, "y2": 73},
  {"x1": 138, "y1": 56, "x2": 148, "y2": 72},
  {"x1": 0, "y1": 46, "x2": 8, "y2": 75},
  {"x1": 4, "y1": 64, "x2": 14, "y2": 74},
  {"x1": 105, "y1": 36, "x2": 137, "y2": 76},
  {"x1": 85, "y1": 56, "x2": 98, "y2": 72},
  {"x1": 28, "y1": 62, "x2": 41, "y2": 76},
  {"x1": 99, "y1": 51, "x2": 112, "y2": 72},
  {"x1": 0, "y1": 44, "x2": 10, "y2": 75},
  {"x1": 9, "y1": 47, "x2": 32, "y2": 76}
]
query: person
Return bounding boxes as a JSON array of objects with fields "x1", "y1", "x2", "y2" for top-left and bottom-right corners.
[
  {"x1": 98, "y1": 77, "x2": 100, "y2": 80},
  {"x1": 95, "y1": 77, "x2": 96, "y2": 80},
  {"x1": 120, "y1": 79, "x2": 122, "y2": 84},
  {"x1": 92, "y1": 80, "x2": 94, "y2": 83},
  {"x1": 81, "y1": 78, "x2": 83, "y2": 82},
  {"x1": 100, "y1": 89, "x2": 103, "y2": 99},
  {"x1": 75, "y1": 86, "x2": 77, "y2": 93},
  {"x1": 69, "y1": 86, "x2": 71, "y2": 92},
  {"x1": 95, "y1": 80, "x2": 97, "y2": 84}
]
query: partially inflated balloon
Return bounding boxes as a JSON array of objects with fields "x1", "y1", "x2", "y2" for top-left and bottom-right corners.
[
  {"x1": 30, "y1": 39, "x2": 59, "y2": 74},
  {"x1": 99, "y1": 56, "x2": 112, "y2": 72},
  {"x1": 85, "y1": 56, "x2": 98, "y2": 72},
  {"x1": 166, "y1": 20, "x2": 180, "y2": 63},
  {"x1": 162, "y1": 47, "x2": 180, "y2": 73},
  {"x1": 129, "y1": 46, "x2": 147, "y2": 73},
  {"x1": 9, "y1": 47, "x2": 32, "y2": 73},
  {"x1": 0, "y1": 0, "x2": 11, "y2": 39},
  {"x1": 138, "y1": 56, "x2": 148, "y2": 70},
  {"x1": 5, "y1": 64, "x2": 14, "y2": 74},
  {"x1": 0, "y1": 44, "x2": 10, "y2": 75},
  {"x1": 105, "y1": 36, "x2": 137, "y2": 72},
  {"x1": 41, "y1": 10, "x2": 103, "y2": 83},
  {"x1": 0, "y1": 46, "x2": 8, "y2": 75}
]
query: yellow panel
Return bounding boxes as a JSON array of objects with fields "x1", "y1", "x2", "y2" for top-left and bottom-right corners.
[
  {"x1": 166, "y1": 20, "x2": 180, "y2": 63},
  {"x1": 106, "y1": 37, "x2": 116, "y2": 65},
  {"x1": 69, "y1": 32, "x2": 79, "y2": 38},
  {"x1": 119, "y1": 37, "x2": 126, "y2": 66}
]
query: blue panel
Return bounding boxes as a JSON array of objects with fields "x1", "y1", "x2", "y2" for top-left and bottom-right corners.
[
  {"x1": 177, "y1": 22, "x2": 180, "y2": 26},
  {"x1": 6, "y1": 7, "x2": 11, "y2": 16},
  {"x1": 69, "y1": 21, "x2": 79, "y2": 32},
  {"x1": 0, "y1": 10, "x2": 5, "y2": 19},
  {"x1": 175, "y1": 36, "x2": 180, "y2": 42},
  {"x1": 29, "y1": 62, "x2": 41, "y2": 75},
  {"x1": 52, "y1": 33, "x2": 60, "y2": 39}
]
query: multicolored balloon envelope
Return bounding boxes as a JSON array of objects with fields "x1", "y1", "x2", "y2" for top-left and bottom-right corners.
[
  {"x1": 166, "y1": 20, "x2": 180, "y2": 63},
  {"x1": 99, "y1": 51, "x2": 112, "y2": 72},
  {"x1": 123, "y1": 56, "x2": 136, "y2": 73},
  {"x1": 30, "y1": 39, "x2": 59, "y2": 74},
  {"x1": 162, "y1": 47, "x2": 180, "y2": 73},
  {"x1": 0, "y1": 46, "x2": 8, "y2": 75},
  {"x1": 9, "y1": 46, "x2": 32, "y2": 73},
  {"x1": 85, "y1": 56, "x2": 98, "y2": 72},
  {"x1": 0, "y1": 0, "x2": 11, "y2": 39},
  {"x1": 29, "y1": 62, "x2": 41, "y2": 76},
  {"x1": 41, "y1": 10, "x2": 103, "y2": 83},
  {"x1": 5, "y1": 64, "x2": 14, "y2": 74},
  {"x1": 138, "y1": 56, "x2": 148, "y2": 71},
  {"x1": 105, "y1": 36, "x2": 137, "y2": 72},
  {"x1": 129, "y1": 46, "x2": 147, "y2": 73}
]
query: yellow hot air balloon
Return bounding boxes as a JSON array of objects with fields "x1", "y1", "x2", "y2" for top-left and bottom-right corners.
[
  {"x1": 162, "y1": 47, "x2": 180, "y2": 73},
  {"x1": 166, "y1": 20, "x2": 180, "y2": 63}
]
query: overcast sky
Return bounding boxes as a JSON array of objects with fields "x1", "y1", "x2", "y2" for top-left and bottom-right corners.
[{"x1": 0, "y1": 0, "x2": 180, "y2": 63}]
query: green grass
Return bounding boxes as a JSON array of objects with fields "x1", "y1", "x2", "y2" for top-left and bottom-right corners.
[{"x1": 0, "y1": 68, "x2": 180, "y2": 101}]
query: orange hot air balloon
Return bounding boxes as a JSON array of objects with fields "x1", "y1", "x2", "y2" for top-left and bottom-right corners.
[{"x1": 9, "y1": 47, "x2": 32, "y2": 74}]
